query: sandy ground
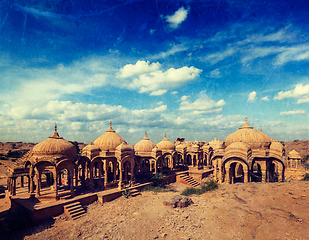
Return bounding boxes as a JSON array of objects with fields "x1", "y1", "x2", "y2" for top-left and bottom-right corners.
[{"x1": 2, "y1": 180, "x2": 307, "y2": 240}]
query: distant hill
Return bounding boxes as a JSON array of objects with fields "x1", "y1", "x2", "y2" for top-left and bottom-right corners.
[{"x1": 284, "y1": 140, "x2": 309, "y2": 160}]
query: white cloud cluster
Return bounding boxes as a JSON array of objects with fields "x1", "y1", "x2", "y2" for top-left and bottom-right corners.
[
  {"x1": 202, "y1": 26, "x2": 309, "y2": 68},
  {"x1": 179, "y1": 92, "x2": 225, "y2": 114},
  {"x1": 247, "y1": 91, "x2": 257, "y2": 102},
  {"x1": 261, "y1": 96, "x2": 270, "y2": 101},
  {"x1": 280, "y1": 110, "x2": 306, "y2": 116},
  {"x1": 0, "y1": 56, "x2": 111, "y2": 108},
  {"x1": 166, "y1": 7, "x2": 189, "y2": 29},
  {"x1": 117, "y1": 60, "x2": 160, "y2": 78},
  {"x1": 117, "y1": 61, "x2": 202, "y2": 95},
  {"x1": 274, "y1": 83, "x2": 309, "y2": 103}
]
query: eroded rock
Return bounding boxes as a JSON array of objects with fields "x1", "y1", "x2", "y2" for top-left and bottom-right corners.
[{"x1": 163, "y1": 195, "x2": 193, "y2": 208}]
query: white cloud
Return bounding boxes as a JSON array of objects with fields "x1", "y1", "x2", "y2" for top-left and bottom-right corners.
[
  {"x1": 171, "y1": 91, "x2": 178, "y2": 95},
  {"x1": 149, "y1": 90, "x2": 167, "y2": 96},
  {"x1": 192, "y1": 108, "x2": 223, "y2": 115},
  {"x1": 150, "y1": 45, "x2": 188, "y2": 59},
  {"x1": 275, "y1": 45, "x2": 309, "y2": 65},
  {"x1": 180, "y1": 95, "x2": 189, "y2": 101},
  {"x1": 274, "y1": 84, "x2": 309, "y2": 103},
  {"x1": 166, "y1": 7, "x2": 189, "y2": 29},
  {"x1": 127, "y1": 66, "x2": 201, "y2": 95},
  {"x1": 261, "y1": 96, "x2": 270, "y2": 101},
  {"x1": 208, "y1": 69, "x2": 222, "y2": 78},
  {"x1": 202, "y1": 47, "x2": 236, "y2": 65},
  {"x1": 247, "y1": 91, "x2": 257, "y2": 102},
  {"x1": 280, "y1": 110, "x2": 306, "y2": 115},
  {"x1": 179, "y1": 92, "x2": 225, "y2": 112},
  {"x1": 242, "y1": 47, "x2": 285, "y2": 63},
  {"x1": 298, "y1": 96, "x2": 309, "y2": 103},
  {"x1": 117, "y1": 60, "x2": 160, "y2": 79}
]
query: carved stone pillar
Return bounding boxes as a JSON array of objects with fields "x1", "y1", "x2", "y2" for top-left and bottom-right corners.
[
  {"x1": 225, "y1": 166, "x2": 230, "y2": 183},
  {"x1": 89, "y1": 166, "x2": 94, "y2": 190},
  {"x1": 131, "y1": 162, "x2": 135, "y2": 186},
  {"x1": 36, "y1": 170, "x2": 41, "y2": 196},
  {"x1": 244, "y1": 170, "x2": 248, "y2": 183},
  {"x1": 27, "y1": 176, "x2": 30, "y2": 193},
  {"x1": 118, "y1": 165, "x2": 123, "y2": 190},
  {"x1": 54, "y1": 172, "x2": 58, "y2": 199},
  {"x1": 30, "y1": 167, "x2": 34, "y2": 194},
  {"x1": 98, "y1": 162, "x2": 103, "y2": 189},
  {"x1": 113, "y1": 163, "x2": 117, "y2": 183},
  {"x1": 12, "y1": 177, "x2": 17, "y2": 196},
  {"x1": 70, "y1": 172, "x2": 74, "y2": 197},
  {"x1": 104, "y1": 161, "x2": 108, "y2": 187}
]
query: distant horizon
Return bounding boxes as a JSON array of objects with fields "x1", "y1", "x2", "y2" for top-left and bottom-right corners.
[{"x1": 1, "y1": 1, "x2": 308, "y2": 144}]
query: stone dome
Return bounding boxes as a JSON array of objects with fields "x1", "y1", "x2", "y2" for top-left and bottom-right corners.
[
  {"x1": 32, "y1": 124, "x2": 77, "y2": 156},
  {"x1": 157, "y1": 133, "x2": 175, "y2": 151},
  {"x1": 116, "y1": 142, "x2": 134, "y2": 152},
  {"x1": 134, "y1": 132, "x2": 156, "y2": 153},
  {"x1": 225, "y1": 142, "x2": 250, "y2": 154},
  {"x1": 94, "y1": 121, "x2": 126, "y2": 151},
  {"x1": 209, "y1": 138, "x2": 223, "y2": 149},
  {"x1": 270, "y1": 140, "x2": 284, "y2": 153},
  {"x1": 176, "y1": 143, "x2": 187, "y2": 151},
  {"x1": 288, "y1": 149, "x2": 301, "y2": 159},
  {"x1": 225, "y1": 117, "x2": 271, "y2": 149},
  {"x1": 191, "y1": 144, "x2": 200, "y2": 151},
  {"x1": 82, "y1": 142, "x2": 100, "y2": 153}
]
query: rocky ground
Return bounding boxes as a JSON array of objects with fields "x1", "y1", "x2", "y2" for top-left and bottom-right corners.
[{"x1": 2, "y1": 180, "x2": 308, "y2": 240}]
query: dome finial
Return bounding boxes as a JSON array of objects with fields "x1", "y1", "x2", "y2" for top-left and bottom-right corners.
[
  {"x1": 143, "y1": 131, "x2": 149, "y2": 140},
  {"x1": 239, "y1": 116, "x2": 253, "y2": 129},
  {"x1": 107, "y1": 120, "x2": 115, "y2": 132},
  {"x1": 50, "y1": 123, "x2": 61, "y2": 138},
  {"x1": 164, "y1": 132, "x2": 166, "y2": 138}
]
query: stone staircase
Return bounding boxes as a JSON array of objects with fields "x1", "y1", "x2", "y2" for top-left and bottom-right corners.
[
  {"x1": 177, "y1": 173, "x2": 200, "y2": 187},
  {"x1": 64, "y1": 202, "x2": 86, "y2": 220},
  {"x1": 129, "y1": 189, "x2": 141, "y2": 197}
]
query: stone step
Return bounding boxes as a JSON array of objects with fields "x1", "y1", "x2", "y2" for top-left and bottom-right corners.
[
  {"x1": 64, "y1": 201, "x2": 86, "y2": 220},
  {"x1": 72, "y1": 212, "x2": 87, "y2": 220},
  {"x1": 130, "y1": 190, "x2": 140, "y2": 197},
  {"x1": 178, "y1": 174, "x2": 200, "y2": 187}
]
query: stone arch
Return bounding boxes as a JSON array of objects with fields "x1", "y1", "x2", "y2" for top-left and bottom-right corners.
[
  {"x1": 89, "y1": 157, "x2": 104, "y2": 189},
  {"x1": 223, "y1": 157, "x2": 249, "y2": 184},
  {"x1": 269, "y1": 158, "x2": 285, "y2": 182},
  {"x1": 251, "y1": 161, "x2": 262, "y2": 182},
  {"x1": 187, "y1": 154, "x2": 192, "y2": 166},
  {"x1": 156, "y1": 157, "x2": 163, "y2": 173},
  {"x1": 141, "y1": 158, "x2": 151, "y2": 172},
  {"x1": 56, "y1": 159, "x2": 77, "y2": 196},
  {"x1": 105, "y1": 157, "x2": 117, "y2": 184},
  {"x1": 33, "y1": 160, "x2": 57, "y2": 196},
  {"x1": 162, "y1": 153, "x2": 172, "y2": 170}
]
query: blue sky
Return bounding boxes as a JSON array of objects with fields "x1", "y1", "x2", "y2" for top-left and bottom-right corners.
[{"x1": 0, "y1": 0, "x2": 309, "y2": 145}]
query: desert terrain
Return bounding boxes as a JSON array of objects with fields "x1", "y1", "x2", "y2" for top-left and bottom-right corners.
[
  {"x1": 0, "y1": 180, "x2": 307, "y2": 240},
  {"x1": 0, "y1": 141, "x2": 308, "y2": 240}
]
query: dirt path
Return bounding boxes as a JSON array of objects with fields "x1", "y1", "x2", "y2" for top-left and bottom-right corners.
[{"x1": 2, "y1": 181, "x2": 305, "y2": 240}]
